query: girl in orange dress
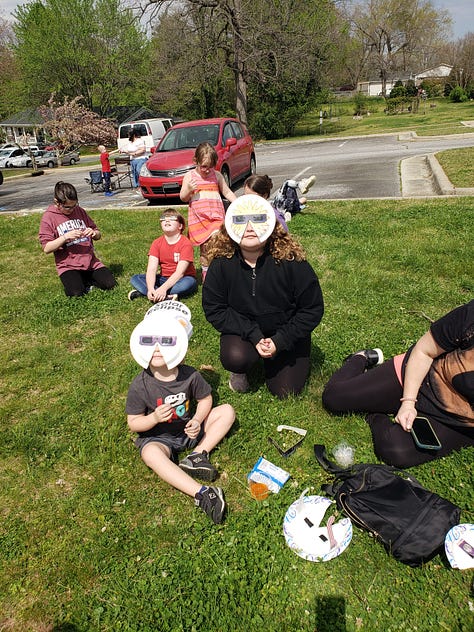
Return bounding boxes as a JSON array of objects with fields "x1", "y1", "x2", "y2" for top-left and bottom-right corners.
[{"x1": 180, "y1": 142, "x2": 236, "y2": 280}]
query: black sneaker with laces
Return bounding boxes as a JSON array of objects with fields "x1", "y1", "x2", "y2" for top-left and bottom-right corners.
[
  {"x1": 179, "y1": 450, "x2": 218, "y2": 481},
  {"x1": 344, "y1": 348, "x2": 384, "y2": 369},
  {"x1": 195, "y1": 486, "x2": 225, "y2": 524},
  {"x1": 128, "y1": 289, "x2": 141, "y2": 301}
]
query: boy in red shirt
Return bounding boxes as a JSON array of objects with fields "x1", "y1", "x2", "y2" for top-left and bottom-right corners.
[
  {"x1": 128, "y1": 209, "x2": 198, "y2": 302},
  {"x1": 98, "y1": 144, "x2": 119, "y2": 196}
]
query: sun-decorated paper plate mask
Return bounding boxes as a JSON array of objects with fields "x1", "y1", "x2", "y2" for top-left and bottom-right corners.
[
  {"x1": 283, "y1": 491, "x2": 352, "y2": 562},
  {"x1": 130, "y1": 314, "x2": 189, "y2": 370},
  {"x1": 225, "y1": 194, "x2": 276, "y2": 244},
  {"x1": 145, "y1": 300, "x2": 193, "y2": 339}
]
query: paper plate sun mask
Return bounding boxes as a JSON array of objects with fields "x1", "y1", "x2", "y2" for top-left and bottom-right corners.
[{"x1": 225, "y1": 194, "x2": 276, "y2": 244}]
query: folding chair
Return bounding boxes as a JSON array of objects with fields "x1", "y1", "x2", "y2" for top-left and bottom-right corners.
[
  {"x1": 86, "y1": 170, "x2": 105, "y2": 193},
  {"x1": 114, "y1": 157, "x2": 133, "y2": 189}
]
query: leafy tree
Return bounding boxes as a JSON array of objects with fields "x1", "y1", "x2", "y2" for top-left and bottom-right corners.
[
  {"x1": 39, "y1": 94, "x2": 116, "y2": 162},
  {"x1": 143, "y1": 0, "x2": 340, "y2": 137},
  {"x1": 13, "y1": 0, "x2": 150, "y2": 114},
  {"x1": 347, "y1": 0, "x2": 451, "y2": 96},
  {"x1": 0, "y1": 17, "x2": 23, "y2": 120}
]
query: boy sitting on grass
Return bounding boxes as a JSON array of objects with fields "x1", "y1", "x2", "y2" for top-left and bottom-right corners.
[
  {"x1": 128, "y1": 209, "x2": 198, "y2": 303},
  {"x1": 126, "y1": 313, "x2": 235, "y2": 524}
]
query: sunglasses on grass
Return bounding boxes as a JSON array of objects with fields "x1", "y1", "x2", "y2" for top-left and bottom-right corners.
[{"x1": 267, "y1": 424, "x2": 307, "y2": 457}]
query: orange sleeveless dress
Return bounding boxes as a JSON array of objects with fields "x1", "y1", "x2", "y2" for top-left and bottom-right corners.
[{"x1": 187, "y1": 169, "x2": 225, "y2": 246}]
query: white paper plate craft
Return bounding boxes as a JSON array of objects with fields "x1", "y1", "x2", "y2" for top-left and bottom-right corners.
[
  {"x1": 225, "y1": 194, "x2": 276, "y2": 244},
  {"x1": 130, "y1": 315, "x2": 189, "y2": 370},
  {"x1": 283, "y1": 489, "x2": 352, "y2": 562},
  {"x1": 145, "y1": 301, "x2": 193, "y2": 338},
  {"x1": 444, "y1": 523, "x2": 474, "y2": 570}
]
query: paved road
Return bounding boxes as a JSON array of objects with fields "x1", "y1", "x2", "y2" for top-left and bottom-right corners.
[
  {"x1": 1, "y1": 132, "x2": 473, "y2": 213},
  {"x1": 257, "y1": 132, "x2": 474, "y2": 199}
]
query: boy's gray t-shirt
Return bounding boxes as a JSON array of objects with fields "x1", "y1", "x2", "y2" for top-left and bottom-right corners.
[{"x1": 126, "y1": 364, "x2": 212, "y2": 437}]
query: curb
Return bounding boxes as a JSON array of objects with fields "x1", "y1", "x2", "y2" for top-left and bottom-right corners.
[{"x1": 427, "y1": 153, "x2": 474, "y2": 196}]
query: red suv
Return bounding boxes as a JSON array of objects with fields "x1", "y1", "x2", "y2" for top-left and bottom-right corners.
[{"x1": 138, "y1": 117, "x2": 256, "y2": 201}]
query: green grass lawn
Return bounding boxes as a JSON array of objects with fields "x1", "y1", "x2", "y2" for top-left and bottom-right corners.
[
  {"x1": 436, "y1": 147, "x2": 474, "y2": 188},
  {"x1": 295, "y1": 97, "x2": 474, "y2": 138},
  {"x1": 0, "y1": 200, "x2": 473, "y2": 631}
]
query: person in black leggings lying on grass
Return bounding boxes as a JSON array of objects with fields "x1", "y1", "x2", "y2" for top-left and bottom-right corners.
[{"x1": 322, "y1": 300, "x2": 474, "y2": 468}]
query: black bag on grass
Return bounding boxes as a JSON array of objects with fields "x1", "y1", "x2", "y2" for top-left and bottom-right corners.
[{"x1": 314, "y1": 444, "x2": 461, "y2": 567}]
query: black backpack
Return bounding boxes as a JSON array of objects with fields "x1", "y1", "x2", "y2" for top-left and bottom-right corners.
[{"x1": 314, "y1": 445, "x2": 461, "y2": 567}]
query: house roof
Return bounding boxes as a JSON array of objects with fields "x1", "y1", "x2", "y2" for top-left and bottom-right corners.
[{"x1": 0, "y1": 108, "x2": 43, "y2": 126}]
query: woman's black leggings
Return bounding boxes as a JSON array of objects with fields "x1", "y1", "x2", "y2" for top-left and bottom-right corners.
[
  {"x1": 220, "y1": 334, "x2": 311, "y2": 399},
  {"x1": 60, "y1": 267, "x2": 116, "y2": 297},
  {"x1": 322, "y1": 354, "x2": 474, "y2": 468}
]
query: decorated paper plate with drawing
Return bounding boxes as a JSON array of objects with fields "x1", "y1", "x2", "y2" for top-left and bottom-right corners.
[
  {"x1": 283, "y1": 492, "x2": 352, "y2": 562},
  {"x1": 444, "y1": 523, "x2": 474, "y2": 570},
  {"x1": 225, "y1": 194, "x2": 275, "y2": 244}
]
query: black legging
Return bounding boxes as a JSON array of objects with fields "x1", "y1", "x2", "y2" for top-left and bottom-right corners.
[
  {"x1": 322, "y1": 355, "x2": 402, "y2": 414},
  {"x1": 322, "y1": 355, "x2": 474, "y2": 468},
  {"x1": 220, "y1": 334, "x2": 311, "y2": 399},
  {"x1": 60, "y1": 267, "x2": 116, "y2": 297}
]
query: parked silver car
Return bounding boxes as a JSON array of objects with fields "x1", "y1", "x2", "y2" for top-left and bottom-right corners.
[{"x1": 36, "y1": 150, "x2": 80, "y2": 168}]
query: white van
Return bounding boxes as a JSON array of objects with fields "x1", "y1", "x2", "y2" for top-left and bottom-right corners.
[{"x1": 117, "y1": 118, "x2": 173, "y2": 152}]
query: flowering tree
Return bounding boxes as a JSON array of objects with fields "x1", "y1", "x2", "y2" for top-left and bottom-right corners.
[{"x1": 39, "y1": 94, "x2": 116, "y2": 163}]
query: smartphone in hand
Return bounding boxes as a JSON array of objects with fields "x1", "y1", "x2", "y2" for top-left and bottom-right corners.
[{"x1": 410, "y1": 416, "x2": 441, "y2": 450}]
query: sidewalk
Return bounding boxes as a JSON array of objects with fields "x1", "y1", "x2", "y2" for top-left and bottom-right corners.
[{"x1": 401, "y1": 152, "x2": 474, "y2": 197}]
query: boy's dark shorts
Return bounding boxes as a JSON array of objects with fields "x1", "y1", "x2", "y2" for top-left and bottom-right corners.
[{"x1": 135, "y1": 428, "x2": 204, "y2": 464}]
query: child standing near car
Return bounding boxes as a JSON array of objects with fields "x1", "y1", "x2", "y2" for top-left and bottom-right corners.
[
  {"x1": 128, "y1": 209, "x2": 198, "y2": 302},
  {"x1": 98, "y1": 144, "x2": 119, "y2": 196},
  {"x1": 126, "y1": 313, "x2": 235, "y2": 524},
  {"x1": 38, "y1": 181, "x2": 117, "y2": 297},
  {"x1": 180, "y1": 142, "x2": 236, "y2": 280}
]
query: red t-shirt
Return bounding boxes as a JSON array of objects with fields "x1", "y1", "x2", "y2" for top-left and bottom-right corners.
[
  {"x1": 38, "y1": 204, "x2": 104, "y2": 276},
  {"x1": 148, "y1": 234, "x2": 196, "y2": 278},
  {"x1": 100, "y1": 152, "x2": 111, "y2": 173}
]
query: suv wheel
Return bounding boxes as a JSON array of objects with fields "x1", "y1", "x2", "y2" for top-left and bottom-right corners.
[{"x1": 69, "y1": 158, "x2": 76, "y2": 165}]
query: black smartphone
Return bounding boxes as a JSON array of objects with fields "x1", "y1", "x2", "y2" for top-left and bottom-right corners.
[{"x1": 410, "y1": 416, "x2": 442, "y2": 450}]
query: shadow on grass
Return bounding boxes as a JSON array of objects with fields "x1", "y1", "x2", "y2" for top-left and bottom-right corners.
[
  {"x1": 315, "y1": 594, "x2": 347, "y2": 631},
  {"x1": 109, "y1": 262, "x2": 124, "y2": 277}
]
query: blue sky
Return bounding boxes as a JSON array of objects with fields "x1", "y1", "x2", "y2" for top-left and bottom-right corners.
[{"x1": 1, "y1": 0, "x2": 473, "y2": 39}]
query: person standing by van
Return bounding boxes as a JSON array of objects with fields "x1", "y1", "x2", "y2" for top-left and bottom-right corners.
[{"x1": 125, "y1": 129, "x2": 147, "y2": 194}]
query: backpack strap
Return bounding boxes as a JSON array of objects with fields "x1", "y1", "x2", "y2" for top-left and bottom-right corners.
[{"x1": 314, "y1": 444, "x2": 347, "y2": 475}]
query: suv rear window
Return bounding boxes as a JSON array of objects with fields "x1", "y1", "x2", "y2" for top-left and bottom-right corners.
[{"x1": 119, "y1": 123, "x2": 149, "y2": 139}]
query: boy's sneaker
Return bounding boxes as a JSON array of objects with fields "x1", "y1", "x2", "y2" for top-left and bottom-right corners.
[
  {"x1": 104, "y1": 191, "x2": 114, "y2": 197},
  {"x1": 179, "y1": 450, "x2": 218, "y2": 481},
  {"x1": 345, "y1": 348, "x2": 384, "y2": 369},
  {"x1": 128, "y1": 289, "x2": 141, "y2": 301},
  {"x1": 195, "y1": 486, "x2": 225, "y2": 524},
  {"x1": 299, "y1": 175, "x2": 316, "y2": 194},
  {"x1": 228, "y1": 372, "x2": 249, "y2": 393}
]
